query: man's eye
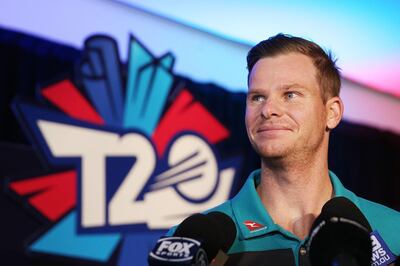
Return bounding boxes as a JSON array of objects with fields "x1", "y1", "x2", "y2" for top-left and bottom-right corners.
[
  {"x1": 252, "y1": 95, "x2": 265, "y2": 102},
  {"x1": 285, "y1": 92, "x2": 298, "y2": 100}
]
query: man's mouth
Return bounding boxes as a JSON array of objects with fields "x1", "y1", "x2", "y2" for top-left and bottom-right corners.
[{"x1": 256, "y1": 125, "x2": 291, "y2": 133}]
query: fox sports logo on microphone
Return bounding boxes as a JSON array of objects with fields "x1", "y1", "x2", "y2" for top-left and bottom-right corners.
[
  {"x1": 8, "y1": 34, "x2": 240, "y2": 265},
  {"x1": 149, "y1": 237, "x2": 206, "y2": 263}
]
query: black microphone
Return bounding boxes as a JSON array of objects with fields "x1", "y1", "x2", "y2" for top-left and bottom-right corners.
[
  {"x1": 148, "y1": 212, "x2": 236, "y2": 265},
  {"x1": 307, "y1": 197, "x2": 373, "y2": 266}
]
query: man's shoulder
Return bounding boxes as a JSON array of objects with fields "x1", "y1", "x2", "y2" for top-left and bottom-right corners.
[
  {"x1": 204, "y1": 199, "x2": 234, "y2": 217},
  {"x1": 356, "y1": 196, "x2": 400, "y2": 256},
  {"x1": 357, "y1": 196, "x2": 400, "y2": 222}
]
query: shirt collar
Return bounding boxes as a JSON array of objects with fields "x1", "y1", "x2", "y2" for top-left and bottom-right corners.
[
  {"x1": 329, "y1": 170, "x2": 360, "y2": 207},
  {"x1": 231, "y1": 169, "x2": 359, "y2": 240},
  {"x1": 231, "y1": 169, "x2": 278, "y2": 240}
]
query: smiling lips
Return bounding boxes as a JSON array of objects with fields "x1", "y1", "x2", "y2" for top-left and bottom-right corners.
[{"x1": 256, "y1": 124, "x2": 291, "y2": 133}]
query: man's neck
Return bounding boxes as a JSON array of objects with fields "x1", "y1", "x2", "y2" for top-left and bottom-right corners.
[{"x1": 257, "y1": 154, "x2": 333, "y2": 239}]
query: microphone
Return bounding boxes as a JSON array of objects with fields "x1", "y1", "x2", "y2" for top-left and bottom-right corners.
[
  {"x1": 148, "y1": 235, "x2": 208, "y2": 266},
  {"x1": 307, "y1": 197, "x2": 373, "y2": 266},
  {"x1": 148, "y1": 212, "x2": 236, "y2": 265}
]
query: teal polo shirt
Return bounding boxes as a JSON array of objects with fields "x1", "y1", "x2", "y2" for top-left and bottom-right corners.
[{"x1": 208, "y1": 170, "x2": 400, "y2": 265}]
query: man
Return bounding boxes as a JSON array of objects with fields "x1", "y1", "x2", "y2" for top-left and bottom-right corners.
[{"x1": 169, "y1": 34, "x2": 400, "y2": 265}]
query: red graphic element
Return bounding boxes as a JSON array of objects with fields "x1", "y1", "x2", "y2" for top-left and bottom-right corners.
[
  {"x1": 9, "y1": 170, "x2": 77, "y2": 221},
  {"x1": 41, "y1": 79, "x2": 105, "y2": 125},
  {"x1": 243, "y1": 220, "x2": 266, "y2": 231},
  {"x1": 152, "y1": 89, "x2": 230, "y2": 156}
]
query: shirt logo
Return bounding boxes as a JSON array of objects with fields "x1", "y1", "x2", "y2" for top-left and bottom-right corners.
[
  {"x1": 371, "y1": 230, "x2": 396, "y2": 266},
  {"x1": 243, "y1": 220, "x2": 267, "y2": 232}
]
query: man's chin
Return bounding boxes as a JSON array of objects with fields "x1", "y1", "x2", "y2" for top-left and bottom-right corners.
[{"x1": 255, "y1": 148, "x2": 289, "y2": 160}]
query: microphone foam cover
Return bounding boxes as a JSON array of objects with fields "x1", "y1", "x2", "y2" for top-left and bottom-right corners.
[
  {"x1": 173, "y1": 212, "x2": 236, "y2": 261},
  {"x1": 308, "y1": 197, "x2": 372, "y2": 266},
  {"x1": 207, "y1": 212, "x2": 237, "y2": 252}
]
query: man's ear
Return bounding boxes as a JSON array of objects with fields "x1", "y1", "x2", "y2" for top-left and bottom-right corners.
[{"x1": 326, "y1": 96, "x2": 344, "y2": 130}]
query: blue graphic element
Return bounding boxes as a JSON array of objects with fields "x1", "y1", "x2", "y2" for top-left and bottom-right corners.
[
  {"x1": 118, "y1": 231, "x2": 166, "y2": 266},
  {"x1": 123, "y1": 36, "x2": 174, "y2": 135},
  {"x1": 30, "y1": 212, "x2": 121, "y2": 262},
  {"x1": 140, "y1": 64, "x2": 173, "y2": 135},
  {"x1": 124, "y1": 37, "x2": 153, "y2": 130},
  {"x1": 80, "y1": 36, "x2": 124, "y2": 127},
  {"x1": 106, "y1": 157, "x2": 137, "y2": 208},
  {"x1": 159, "y1": 53, "x2": 175, "y2": 70}
]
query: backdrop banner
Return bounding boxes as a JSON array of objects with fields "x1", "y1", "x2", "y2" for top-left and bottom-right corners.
[{"x1": 1, "y1": 27, "x2": 399, "y2": 266}]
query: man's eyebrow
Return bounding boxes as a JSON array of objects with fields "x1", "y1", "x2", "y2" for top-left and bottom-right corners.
[
  {"x1": 247, "y1": 89, "x2": 263, "y2": 94},
  {"x1": 280, "y1": 83, "x2": 305, "y2": 90},
  {"x1": 248, "y1": 84, "x2": 305, "y2": 93}
]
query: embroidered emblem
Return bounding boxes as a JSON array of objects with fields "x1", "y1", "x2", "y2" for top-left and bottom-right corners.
[{"x1": 243, "y1": 220, "x2": 267, "y2": 232}]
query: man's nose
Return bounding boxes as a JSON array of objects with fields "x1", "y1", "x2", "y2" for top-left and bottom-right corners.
[{"x1": 261, "y1": 98, "x2": 282, "y2": 119}]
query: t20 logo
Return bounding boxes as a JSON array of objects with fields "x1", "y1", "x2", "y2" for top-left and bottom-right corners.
[{"x1": 9, "y1": 35, "x2": 240, "y2": 265}]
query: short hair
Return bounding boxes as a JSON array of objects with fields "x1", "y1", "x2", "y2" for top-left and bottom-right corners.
[{"x1": 247, "y1": 33, "x2": 341, "y2": 102}]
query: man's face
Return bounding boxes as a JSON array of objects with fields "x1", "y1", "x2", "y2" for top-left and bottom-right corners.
[{"x1": 245, "y1": 52, "x2": 329, "y2": 160}]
